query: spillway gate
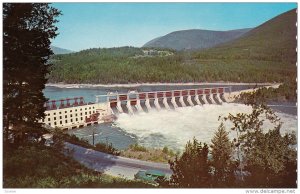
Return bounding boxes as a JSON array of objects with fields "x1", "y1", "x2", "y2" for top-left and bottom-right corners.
[{"x1": 99, "y1": 87, "x2": 230, "y2": 115}]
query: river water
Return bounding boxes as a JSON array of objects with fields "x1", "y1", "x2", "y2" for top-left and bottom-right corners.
[{"x1": 43, "y1": 85, "x2": 297, "y2": 151}]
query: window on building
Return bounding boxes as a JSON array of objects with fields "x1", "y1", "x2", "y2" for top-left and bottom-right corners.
[
  {"x1": 70, "y1": 110, "x2": 72, "y2": 112},
  {"x1": 76, "y1": 118, "x2": 78, "y2": 121},
  {"x1": 54, "y1": 117, "x2": 56, "y2": 120},
  {"x1": 81, "y1": 117, "x2": 83, "y2": 120},
  {"x1": 65, "y1": 115, "x2": 67, "y2": 118},
  {"x1": 54, "y1": 122, "x2": 57, "y2": 125},
  {"x1": 60, "y1": 121, "x2": 62, "y2": 124},
  {"x1": 80, "y1": 113, "x2": 82, "y2": 116},
  {"x1": 48, "y1": 123, "x2": 51, "y2": 126},
  {"x1": 60, "y1": 116, "x2": 62, "y2": 119},
  {"x1": 59, "y1": 112, "x2": 61, "y2": 114},
  {"x1": 65, "y1": 111, "x2": 67, "y2": 113},
  {"x1": 89, "y1": 111, "x2": 91, "y2": 114},
  {"x1": 75, "y1": 109, "x2": 77, "y2": 112},
  {"x1": 47, "y1": 113, "x2": 50, "y2": 116},
  {"x1": 80, "y1": 108, "x2": 82, "y2": 111},
  {"x1": 65, "y1": 120, "x2": 68, "y2": 123},
  {"x1": 89, "y1": 107, "x2": 91, "y2": 109},
  {"x1": 71, "y1": 119, "x2": 73, "y2": 122},
  {"x1": 48, "y1": 118, "x2": 50, "y2": 121},
  {"x1": 85, "y1": 112, "x2": 87, "y2": 115},
  {"x1": 85, "y1": 108, "x2": 87, "y2": 110},
  {"x1": 54, "y1": 112, "x2": 56, "y2": 115}
]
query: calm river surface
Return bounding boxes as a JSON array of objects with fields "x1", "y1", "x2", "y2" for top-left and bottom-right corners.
[{"x1": 43, "y1": 84, "x2": 297, "y2": 151}]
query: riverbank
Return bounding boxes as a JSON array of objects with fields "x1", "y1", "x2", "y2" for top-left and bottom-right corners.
[{"x1": 46, "y1": 82, "x2": 276, "y2": 89}]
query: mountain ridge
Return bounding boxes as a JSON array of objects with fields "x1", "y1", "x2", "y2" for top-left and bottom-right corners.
[
  {"x1": 143, "y1": 28, "x2": 252, "y2": 51},
  {"x1": 51, "y1": 46, "x2": 74, "y2": 55},
  {"x1": 195, "y1": 8, "x2": 297, "y2": 63}
]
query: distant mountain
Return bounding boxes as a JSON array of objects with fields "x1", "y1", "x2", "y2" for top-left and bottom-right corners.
[
  {"x1": 143, "y1": 28, "x2": 251, "y2": 51},
  {"x1": 51, "y1": 46, "x2": 74, "y2": 55},
  {"x1": 196, "y1": 8, "x2": 297, "y2": 63}
]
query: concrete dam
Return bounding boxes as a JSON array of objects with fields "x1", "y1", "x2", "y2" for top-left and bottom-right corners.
[
  {"x1": 42, "y1": 87, "x2": 232, "y2": 130},
  {"x1": 105, "y1": 87, "x2": 229, "y2": 115}
]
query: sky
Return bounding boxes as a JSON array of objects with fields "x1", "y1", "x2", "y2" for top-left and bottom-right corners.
[{"x1": 51, "y1": 3, "x2": 297, "y2": 51}]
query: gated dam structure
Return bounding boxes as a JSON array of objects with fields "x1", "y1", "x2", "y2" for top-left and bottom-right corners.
[{"x1": 42, "y1": 87, "x2": 231, "y2": 130}]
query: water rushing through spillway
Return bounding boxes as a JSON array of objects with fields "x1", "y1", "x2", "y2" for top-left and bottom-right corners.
[
  {"x1": 114, "y1": 103, "x2": 297, "y2": 151},
  {"x1": 44, "y1": 86, "x2": 296, "y2": 151}
]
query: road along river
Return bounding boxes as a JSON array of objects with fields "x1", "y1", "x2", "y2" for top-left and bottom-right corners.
[{"x1": 64, "y1": 142, "x2": 172, "y2": 180}]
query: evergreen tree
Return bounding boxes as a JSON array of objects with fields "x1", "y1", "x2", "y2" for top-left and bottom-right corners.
[
  {"x1": 168, "y1": 138, "x2": 211, "y2": 188},
  {"x1": 210, "y1": 123, "x2": 235, "y2": 187},
  {"x1": 223, "y1": 95, "x2": 297, "y2": 188},
  {"x1": 243, "y1": 128, "x2": 297, "y2": 188},
  {"x1": 3, "y1": 3, "x2": 61, "y2": 142}
]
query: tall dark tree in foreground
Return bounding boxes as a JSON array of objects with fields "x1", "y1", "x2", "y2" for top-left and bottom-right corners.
[
  {"x1": 3, "y1": 3, "x2": 60, "y2": 142},
  {"x1": 210, "y1": 123, "x2": 236, "y2": 187}
]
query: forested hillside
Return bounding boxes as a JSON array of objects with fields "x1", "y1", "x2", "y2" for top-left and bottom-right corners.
[
  {"x1": 48, "y1": 9, "x2": 296, "y2": 85},
  {"x1": 194, "y1": 9, "x2": 297, "y2": 64}
]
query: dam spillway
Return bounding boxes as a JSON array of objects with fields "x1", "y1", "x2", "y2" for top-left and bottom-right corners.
[
  {"x1": 106, "y1": 87, "x2": 229, "y2": 115},
  {"x1": 42, "y1": 87, "x2": 230, "y2": 129},
  {"x1": 41, "y1": 84, "x2": 285, "y2": 132}
]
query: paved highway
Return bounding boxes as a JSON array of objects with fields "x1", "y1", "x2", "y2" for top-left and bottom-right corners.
[{"x1": 64, "y1": 142, "x2": 172, "y2": 180}]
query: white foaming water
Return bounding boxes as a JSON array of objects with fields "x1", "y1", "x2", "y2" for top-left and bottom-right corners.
[{"x1": 115, "y1": 103, "x2": 297, "y2": 151}]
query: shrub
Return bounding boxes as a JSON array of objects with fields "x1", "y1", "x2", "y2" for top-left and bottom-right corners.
[
  {"x1": 129, "y1": 143, "x2": 147, "y2": 152},
  {"x1": 94, "y1": 142, "x2": 120, "y2": 156}
]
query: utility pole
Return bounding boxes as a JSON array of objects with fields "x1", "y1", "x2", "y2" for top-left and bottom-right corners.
[{"x1": 92, "y1": 127, "x2": 95, "y2": 147}]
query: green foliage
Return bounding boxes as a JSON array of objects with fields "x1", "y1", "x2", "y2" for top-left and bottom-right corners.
[
  {"x1": 162, "y1": 146, "x2": 175, "y2": 156},
  {"x1": 47, "y1": 9, "x2": 296, "y2": 87},
  {"x1": 48, "y1": 48, "x2": 296, "y2": 84},
  {"x1": 165, "y1": 98, "x2": 296, "y2": 188},
  {"x1": 168, "y1": 138, "x2": 211, "y2": 187},
  {"x1": 95, "y1": 142, "x2": 120, "y2": 156},
  {"x1": 3, "y1": 143, "x2": 152, "y2": 188},
  {"x1": 129, "y1": 143, "x2": 148, "y2": 152},
  {"x1": 3, "y1": 3, "x2": 61, "y2": 142},
  {"x1": 210, "y1": 123, "x2": 236, "y2": 187},
  {"x1": 121, "y1": 144, "x2": 176, "y2": 163},
  {"x1": 239, "y1": 82, "x2": 297, "y2": 104},
  {"x1": 243, "y1": 128, "x2": 297, "y2": 188},
  {"x1": 194, "y1": 9, "x2": 296, "y2": 64},
  {"x1": 51, "y1": 128, "x2": 120, "y2": 156},
  {"x1": 143, "y1": 29, "x2": 250, "y2": 51},
  {"x1": 221, "y1": 99, "x2": 296, "y2": 188}
]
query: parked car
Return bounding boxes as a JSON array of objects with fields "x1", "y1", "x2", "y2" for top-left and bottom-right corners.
[{"x1": 134, "y1": 169, "x2": 166, "y2": 184}]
